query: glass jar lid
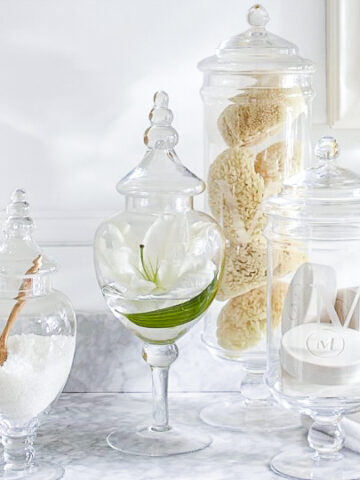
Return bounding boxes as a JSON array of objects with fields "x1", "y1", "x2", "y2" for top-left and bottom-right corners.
[
  {"x1": 198, "y1": 4, "x2": 315, "y2": 74},
  {"x1": 265, "y1": 136, "x2": 360, "y2": 223},
  {"x1": 116, "y1": 91, "x2": 204, "y2": 197},
  {"x1": 0, "y1": 189, "x2": 56, "y2": 277}
]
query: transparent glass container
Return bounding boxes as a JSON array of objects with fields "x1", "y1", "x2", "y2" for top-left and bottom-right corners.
[
  {"x1": 0, "y1": 190, "x2": 76, "y2": 480},
  {"x1": 264, "y1": 136, "x2": 360, "y2": 479},
  {"x1": 94, "y1": 91, "x2": 224, "y2": 457},
  {"x1": 198, "y1": 3, "x2": 315, "y2": 431}
]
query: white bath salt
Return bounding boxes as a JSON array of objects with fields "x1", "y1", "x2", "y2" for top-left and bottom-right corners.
[{"x1": 0, "y1": 334, "x2": 75, "y2": 421}]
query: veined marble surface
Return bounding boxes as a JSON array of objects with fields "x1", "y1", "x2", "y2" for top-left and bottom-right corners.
[
  {"x1": 35, "y1": 392, "x2": 308, "y2": 480},
  {"x1": 65, "y1": 312, "x2": 246, "y2": 393}
]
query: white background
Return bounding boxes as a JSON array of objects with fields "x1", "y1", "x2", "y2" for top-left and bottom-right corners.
[{"x1": 0, "y1": 0, "x2": 359, "y2": 310}]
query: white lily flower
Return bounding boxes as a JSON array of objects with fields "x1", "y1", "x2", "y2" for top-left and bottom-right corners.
[{"x1": 96, "y1": 213, "x2": 218, "y2": 299}]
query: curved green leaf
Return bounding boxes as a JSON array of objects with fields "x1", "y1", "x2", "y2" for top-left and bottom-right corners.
[{"x1": 121, "y1": 274, "x2": 218, "y2": 328}]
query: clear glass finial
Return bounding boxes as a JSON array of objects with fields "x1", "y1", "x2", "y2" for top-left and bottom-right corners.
[
  {"x1": 116, "y1": 91, "x2": 204, "y2": 197},
  {"x1": 4, "y1": 189, "x2": 33, "y2": 236},
  {"x1": 247, "y1": 4, "x2": 269, "y2": 27},
  {"x1": 7, "y1": 189, "x2": 29, "y2": 215},
  {"x1": 314, "y1": 136, "x2": 339, "y2": 161},
  {"x1": 144, "y1": 91, "x2": 179, "y2": 150},
  {"x1": 0, "y1": 189, "x2": 56, "y2": 275}
]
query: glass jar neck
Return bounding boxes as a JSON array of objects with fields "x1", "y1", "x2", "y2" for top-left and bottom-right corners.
[
  {"x1": 264, "y1": 217, "x2": 360, "y2": 242},
  {"x1": 0, "y1": 275, "x2": 52, "y2": 298},
  {"x1": 202, "y1": 69, "x2": 313, "y2": 81},
  {"x1": 125, "y1": 194, "x2": 193, "y2": 213}
]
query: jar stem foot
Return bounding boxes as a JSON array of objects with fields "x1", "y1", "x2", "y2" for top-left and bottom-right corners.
[
  {"x1": 308, "y1": 416, "x2": 344, "y2": 460},
  {"x1": 142, "y1": 343, "x2": 178, "y2": 432},
  {"x1": 240, "y1": 369, "x2": 270, "y2": 407},
  {"x1": 1, "y1": 430, "x2": 36, "y2": 472},
  {"x1": 107, "y1": 342, "x2": 212, "y2": 456}
]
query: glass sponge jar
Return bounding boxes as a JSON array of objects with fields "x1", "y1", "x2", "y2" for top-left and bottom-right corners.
[
  {"x1": 198, "y1": 3, "x2": 315, "y2": 431},
  {"x1": 264, "y1": 136, "x2": 360, "y2": 480}
]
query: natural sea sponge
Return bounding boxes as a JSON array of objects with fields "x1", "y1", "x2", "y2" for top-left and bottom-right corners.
[
  {"x1": 217, "y1": 282, "x2": 288, "y2": 351},
  {"x1": 273, "y1": 246, "x2": 307, "y2": 279},
  {"x1": 217, "y1": 238, "x2": 307, "y2": 301},
  {"x1": 218, "y1": 88, "x2": 305, "y2": 147},
  {"x1": 255, "y1": 141, "x2": 303, "y2": 185},
  {"x1": 208, "y1": 146, "x2": 265, "y2": 243},
  {"x1": 216, "y1": 236, "x2": 267, "y2": 300}
]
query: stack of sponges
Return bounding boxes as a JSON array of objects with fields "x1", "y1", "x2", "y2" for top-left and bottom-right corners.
[{"x1": 208, "y1": 87, "x2": 306, "y2": 351}]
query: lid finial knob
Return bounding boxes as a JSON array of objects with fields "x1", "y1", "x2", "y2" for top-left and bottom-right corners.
[
  {"x1": 314, "y1": 136, "x2": 339, "y2": 162},
  {"x1": 7, "y1": 189, "x2": 30, "y2": 218},
  {"x1": 4, "y1": 188, "x2": 33, "y2": 236},
  {"x1": 144, "y1": 90, "x2": 179, "y2": 150},
  {"x1": 247, "y1": 4, "x2": 269, "y2": 28}
]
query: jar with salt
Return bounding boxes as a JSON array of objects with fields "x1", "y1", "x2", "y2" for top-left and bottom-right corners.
[
  {"x1": 265, "y1": 137, "x2": 360, "y2": 479},
  {"x1": 0, "y1": 190, "x2": 76, "y2": 480},
  {"x1": 198, "y1": 3, "x2": 315, "y2": 431}
]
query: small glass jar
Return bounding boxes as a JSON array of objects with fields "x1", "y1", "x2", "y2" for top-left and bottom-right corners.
[
  {"x1": 198, "y1": 3, "x2": 315, "y2": 431},
  {"x1": 265, "y1": 136, "x2": 360, "y2": 479},
  {"x1": 0, "y1": 189, "x2": 76, "y2": 480},
  {"x1": 94, "y1": 91, "x2": 224, "y2": 457}
]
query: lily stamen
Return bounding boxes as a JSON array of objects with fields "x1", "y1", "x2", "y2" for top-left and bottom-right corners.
[{"x1": 139, "y1": 244, "x2": 160, "y2": 286}]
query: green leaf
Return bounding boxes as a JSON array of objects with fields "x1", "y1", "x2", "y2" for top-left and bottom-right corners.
[{"x1": 121, "y1": 274, "x2": 219, "y2": 329}]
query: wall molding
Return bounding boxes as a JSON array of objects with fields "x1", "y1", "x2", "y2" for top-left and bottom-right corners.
[{"x1": 0, "y1": 210, "x2": 116, "y2": 247}]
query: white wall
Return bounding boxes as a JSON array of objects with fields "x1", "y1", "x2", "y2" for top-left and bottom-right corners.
[{"x1": 0, "y1": 0, "x2": 358, "y2": 309}]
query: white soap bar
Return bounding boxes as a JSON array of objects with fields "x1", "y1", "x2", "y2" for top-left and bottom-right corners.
[
  {"x1": 281, "y1": 263, "x2": 337, "y2": 334},
  {"x1": 281, "y1": 369, "x2": 360, "y2": 398},
  {"x1": 281, "y1": 323, "x2": 360, "y2": 385}
]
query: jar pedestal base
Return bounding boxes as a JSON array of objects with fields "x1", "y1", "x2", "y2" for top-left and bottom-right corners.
[
  {"x1": 200, "y1": 398, "x2": 301, "y2": 432},
  {"x1": 0, "y1": 462, "x2": 64, "y2": 480},
  {"x1": 271, "y1": 447, "x2": 360, "y2": 480},
  {"x1": 107, "y1": 424, "x2": 212, "y2": 457}
]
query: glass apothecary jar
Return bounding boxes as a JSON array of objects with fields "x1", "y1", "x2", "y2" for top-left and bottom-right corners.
[
  {"x1": 198, "y1": 3, "x2": 315, "y2": 431},
  {"x1": 0, "y1": 190, "x2": 76, "y2": 480},
  {"x1": 265, "y1": 137, "x2": 360, "y2": 480},
  {"x1": 94, "y1": 91, "x2": 224, "y2": 457}
]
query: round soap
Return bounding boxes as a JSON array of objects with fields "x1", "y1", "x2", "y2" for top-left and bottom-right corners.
[{"x1": 281, "y1": 323, "x2": 360, "y2": 386}]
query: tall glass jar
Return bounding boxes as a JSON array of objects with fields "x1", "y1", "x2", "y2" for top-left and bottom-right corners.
[
  {"x1": 265, "y1": 136, "x2": 360, "y2": 479},
  {"x1": 94, "y1": 91, "x2": 224, "y2": 457},
  {"x1": 0, "y1": 189, "x2": 76, "y2": 480},
  {"x1": 198, "y1": 4, "x2": 315, "y2": 431}
]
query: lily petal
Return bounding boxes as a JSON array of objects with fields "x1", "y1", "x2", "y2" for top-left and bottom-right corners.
[
  {"x1": 142, "y1": 214, "x2": 190, "y2": 265},
  {"x1": 96, "y1": 213, "x2": 218, "y2": 301}
]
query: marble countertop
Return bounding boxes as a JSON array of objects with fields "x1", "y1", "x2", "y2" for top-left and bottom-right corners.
[{"x1": 34, "y1": 392, "x2": 310, "y2": 480}]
